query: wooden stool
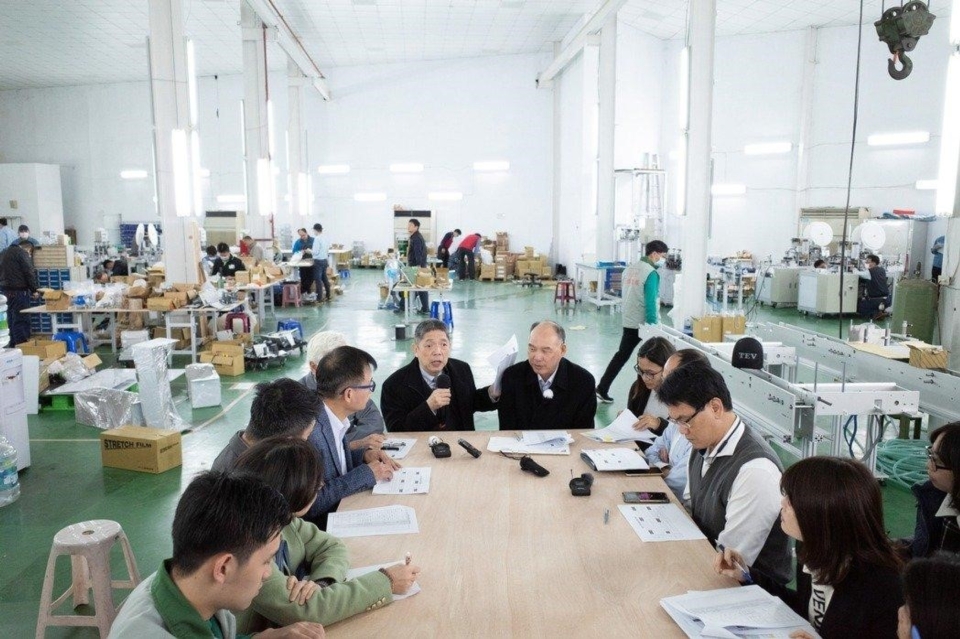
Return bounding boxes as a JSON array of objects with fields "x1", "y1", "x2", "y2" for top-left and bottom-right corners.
[
  {"x1": 36, "y1": 520, "x2": 141, "y2": 638},
  {"x1": 554, "y1": 280, "x2": 577, "y2": 305},
  {"x1": 281, "y1": 283, "x2": 302, "y2": 308}
]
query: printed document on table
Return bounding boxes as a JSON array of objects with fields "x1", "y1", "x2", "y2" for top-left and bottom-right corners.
[
  {"x1": 660, "y1": 586, "x2": 819, "y2": 638},
  {"x1": 373, "y1": 467, "x2": 431, "y2": 495},
  {"x1": 382, "y1": 438, "x2": 417, "y2": 460},
  {"x1": 346, "y1": 562, "x2": 422, "y2": 600},
  {"x1": 519, "y1": 431, "x2": 574, "y2": 446},
  {"x1": 487, "y1": 436, "x2": 571, "y2": 455},
  {"x1": 618, "y1": 504, "x2": 706, "y2": 542},
  {"x1": 580, "y1": 448, "x2": 650, "y2": 471},
  {"x1": 327, "y1": 505, "x2": 419, "y2": 538},
  {"x1": 582, "y1": 410, "x2": 657, "y2": 444},
  {"x1": 487, "y1": 335, "x2": 518, "y2": 393}
]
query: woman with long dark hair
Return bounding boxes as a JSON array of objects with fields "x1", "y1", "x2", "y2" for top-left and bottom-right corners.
[
  {"x1": 716, "y1": 456, "x2": 903, "y2": 638},
  {"x1": 908, "y1": 422, "x2": 960, "y2": 558},
  {"x1": 624, "y1": 337, "x2": 675, "y2": 444}
]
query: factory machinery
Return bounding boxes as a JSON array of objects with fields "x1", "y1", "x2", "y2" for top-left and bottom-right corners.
[{"x1": 638, "y1": 324, "x2": 923, "y2": 477}]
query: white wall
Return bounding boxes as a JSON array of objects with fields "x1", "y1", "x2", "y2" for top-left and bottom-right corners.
[{"x1": 658, "y1": 19, "x2": 952, "y2": 262}]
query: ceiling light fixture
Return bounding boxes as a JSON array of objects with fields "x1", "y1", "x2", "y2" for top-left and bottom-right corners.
[
  {"x1": 120, "y1": 170, "x2": 148, "y2": 180},
  {"x1": 867, "y1": 131, "x2": 931, "y2": 146}
]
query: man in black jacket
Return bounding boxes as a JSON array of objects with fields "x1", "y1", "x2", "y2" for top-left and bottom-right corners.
[
  {"x1": 211, "y1": 242, "x2": 246, "y2": 278},
  {"x1": 381, "y1": 319, "x2": 497, "y2": 431},
  {"x1": 0, "y1": 240, "x2": 40, "y2": 346},
  {"x1": 497, "y1": 320, "x2": 597, "y2": 430},
  {"x1": 405, "y1": 218, "x2": 429, "y2": 314},
  {"x1": 856, "y1": 254, "x2": 892, "y2": 320}
]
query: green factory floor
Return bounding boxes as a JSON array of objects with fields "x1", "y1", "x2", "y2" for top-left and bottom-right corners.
[{"x1": 0, "y1": 269, "x2": 919, "y2": 636}]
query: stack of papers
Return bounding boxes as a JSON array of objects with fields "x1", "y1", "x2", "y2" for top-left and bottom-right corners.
[
  {"x1": 487, "y1": 432, "x2": 573, "y2": 455},
  {"x1": 382, "y1": 438, "x2": 417, "y2": 460},
  {"x1": 580, "y1": 448, "x2": 649, "y2": 471},
  {"x1": 373, "y1": 467, "x2": 432, "y2": 495},
  {"x1": 618, "y1": 504, "x2": 706, "y2": 542},
  {"x1": 582, "y1": 410, "x2": 657, "y2": 444},
  {"x1": 661, "y1": 586, "x2": 819, "y2": 638},
  {"x1": 327, "y1": 505, "x2": 419, "y2": 538},
  {"x1": 346, "y1": 562, "x2": 421, "y2": 600},
  {"x1": 487, "y1": 335, "x2": 519, "y2": 394}
]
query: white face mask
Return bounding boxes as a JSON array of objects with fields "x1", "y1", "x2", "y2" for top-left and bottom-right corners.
[{"x1": 19, "y1": 232, "x2": 29, "y2": 239}]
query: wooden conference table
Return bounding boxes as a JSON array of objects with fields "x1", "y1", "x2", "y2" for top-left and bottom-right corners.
[{"x1": 327, "y1": 431, "x2": 733, "y2": 637}]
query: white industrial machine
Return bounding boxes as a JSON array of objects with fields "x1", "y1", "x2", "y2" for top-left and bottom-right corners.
[
  {"x1": 757, "y1": 266, "x2": 804, "y2": 308},
  {"x1": 797, "y1": 270, "x2": 860, "y2": 316},
  {"x1": 0, "y1": 349, "x2": 31, "y2": 470}
]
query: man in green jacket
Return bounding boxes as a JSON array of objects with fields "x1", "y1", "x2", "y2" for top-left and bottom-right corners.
[
  {"x1": 108, "y1": 472, "x2": 325, "y2": 638},
  {"x1": 595, "y1": 240, "x2": 668, "y2": 403}
]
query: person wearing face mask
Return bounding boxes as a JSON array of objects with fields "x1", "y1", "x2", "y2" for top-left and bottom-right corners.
[
  {"x1": 16, "y1": 225, "x2": 40, "y2": 247},
  {"x1": 904, "y1": 422, "x2": 960, "y2": 558},
  {"x1": 716, "y1": 457, "x2": 903, "y2": 639},
  {"x1": 211, "y1": 242, "x2": 246, "y2": 278},
  {"x1": 595, "y1": 240, "x2": 669, "y2": 404},
  {"x1": 898, "y1": 553, "x2": 960, "y2": 639}
]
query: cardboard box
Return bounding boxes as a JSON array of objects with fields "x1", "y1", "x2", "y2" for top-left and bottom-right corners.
[
  {"x1": 146, "y1": 297, "x2": 179, "y2": 311},
  {"x1": 479, "y1": 264, "x2": 497, "y2": 280},
  {"x1": 722, "y1": 314, "x2": 747, "y2": 336},
  {"x1": 32, "y1": 244, "x2": 75, "y2": 268},
  {"x1": 125, "y1": 282, "x2": 151, "y2": 299},
  {"x1": 415, "y1": 268, "x2": 434, "y2": 287},
  {"x1": 906, "y1": 343, "x2": 949, "y2": 369},
  {"x1": 692, "y1": 315, "x2": 723, "y2": 343},
  {"x1": 541, "y1": 265, "x2": 553, "y2": 278},
  {"x1": 100, "y1": 426, "x2": 182, "y2": 474},
  {"x1": 524, "y1": 246, "x2": 535, "y2": 259},
  {"x1": 17, "y1": 339, "x2": 67, "y2": 359},
  {"x1": 200, "y1": 340, "x2": 245, "y2": 377},
  {"x1": 235, "y1": 271, "x2": 251, "y2": 285},
  {"x1": 41, "y1": 289, "x2": 73, "y2": 311},
  {"x1": 163, "y1": 291, "x2": 189, "y2": 306}
]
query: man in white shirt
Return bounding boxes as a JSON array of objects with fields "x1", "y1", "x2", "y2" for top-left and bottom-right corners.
[
  {"x1": 658, "y1": 361, "x2": 792, "y2": 585},
  {"x1": 304, "y1": 345, "x2": 399, "y2": 529}
]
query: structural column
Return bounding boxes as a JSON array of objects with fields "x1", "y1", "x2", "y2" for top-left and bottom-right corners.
[
  {"x1": 675, "y1": 0, "x2": 717, "y2": 324},
  {"x1": 147, "y1": 0, "x2": 201, "y2": 283},
  {"x1": 241, "y1": 1, "x2": 273, "y2": 238},
  {"x1": 288, "y1": 60, "x2": 308, "y2": 225},
  {"x1": 793, "y1": 27, "x2": 819, "y2": 214},
  {"x1": 596, "y1": 13, "x2": 617, "y2": 262}
]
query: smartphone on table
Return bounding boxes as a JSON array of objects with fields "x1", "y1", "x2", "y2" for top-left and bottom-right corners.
[{"x1": 622, "y1": 491, "x2": 670, "y2": 504}]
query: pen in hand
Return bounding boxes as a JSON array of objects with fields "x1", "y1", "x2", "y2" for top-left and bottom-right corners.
[
  {"x1": 716, "y1": 543, "x2": 753, "y2": 584},
  {"x1": 405, "y1": 552, "x2": 412, "y2": 566}
]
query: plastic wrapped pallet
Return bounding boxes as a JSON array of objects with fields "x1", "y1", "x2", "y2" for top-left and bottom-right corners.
[
  {"x1": 185, "y1": 363, "x2": 222, "y2": 409},
  {"x1": 75, "y1": 388, "x2": 144, "y2": 430},
  {"x1": 132, "y1": 338, "x2": 183, "y2": 431}
]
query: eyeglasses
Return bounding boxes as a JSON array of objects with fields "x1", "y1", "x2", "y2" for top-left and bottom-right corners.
[
  {"x1": 668, "y1": 406, "x2": 704, "y2": 429},
  {"x1": 927, "y1": 446, "x2": 950, "y2": 471},
  {"x1": 633, "y1": 364, "x2": 663, "y2": 380},
  {"x1": 343, "y1": 380, "x2": 376, "y2": 395}
]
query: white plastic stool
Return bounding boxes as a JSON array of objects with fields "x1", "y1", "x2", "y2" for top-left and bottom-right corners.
[{"x1": 36, "y1": 520, "x2": 141, "y2": 638}]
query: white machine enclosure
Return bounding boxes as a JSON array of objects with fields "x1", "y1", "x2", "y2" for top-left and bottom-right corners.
[{"x1": 0, "y1": 349, "x2": 31, "y2": 470}]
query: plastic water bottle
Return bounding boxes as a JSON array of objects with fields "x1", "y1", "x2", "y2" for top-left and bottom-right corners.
[{"x1": 0, "y1": 437, "x2": 20, "y2": 507}]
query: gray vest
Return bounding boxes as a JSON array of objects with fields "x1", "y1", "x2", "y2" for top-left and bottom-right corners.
[{"x1": 689, "y1": 421, "x2": 792, "y2": 585}]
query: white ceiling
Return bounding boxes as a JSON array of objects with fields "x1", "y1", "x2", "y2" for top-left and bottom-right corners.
[{"x1": 0, "y1": 0, "x2": 947, "y2": 90}]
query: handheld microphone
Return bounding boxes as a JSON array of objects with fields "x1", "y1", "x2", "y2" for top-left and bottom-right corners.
[{"x1": 435, "y1": 373, "x2": 451, "y2": 425}]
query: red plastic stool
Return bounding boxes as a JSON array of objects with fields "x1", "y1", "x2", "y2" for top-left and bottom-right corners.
[
  {"x1": 281, "y1": 283, "x2": 301, "y2": 308},
  {"x1": 224, "y1": 311, "x2": 251, "y2": 334},
  {"x1": 554, "y1": 280, "x2": 577, "y2": 305}
]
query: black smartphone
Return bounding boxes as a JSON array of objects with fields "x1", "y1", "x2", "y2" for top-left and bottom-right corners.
[
  {"x1": 622, "y1": 491, "x2": 671, "y2": 504},
  {"x1": 624, "y1": 467, "x2": 664, "y2": 477}
]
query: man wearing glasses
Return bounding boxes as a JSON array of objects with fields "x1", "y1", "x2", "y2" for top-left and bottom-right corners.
[
  {"x1": 658, "y1": 361, "x2": 791, "y2": 585},
  {"x1": 305, "y1": 345, "x2": 401, "y2": 530}
]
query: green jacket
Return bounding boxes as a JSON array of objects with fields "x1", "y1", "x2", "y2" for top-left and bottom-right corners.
[
  {"x1": 236, "y1": 518, "x2": 393, "y2": 632},
  {"x1": 108, "y1": 560, "x2": 241, "y2": 639},
  {"x1": 620, "y1": 257, "x2": 660, "y2": 328}
]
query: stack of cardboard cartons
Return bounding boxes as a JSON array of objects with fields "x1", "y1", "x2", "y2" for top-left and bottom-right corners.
[
  {"x1": 39, "y1": 289, "x2": 75, "y2": 311},
  {"x1": 479, "y1": 264, "x2": 497, "y2": 280},
  {"x1": 200, "y1": 340, "x2": 245, "y2": 377},
  {"x1": 496, "y1": 232, "x2": 509, "y2": 253},
  {"x1": 692, "y1": 315, "x2": 723, "y2": 343},
  {"x1": 32, "y1": 245, "x2": 75, "y2": 268}
]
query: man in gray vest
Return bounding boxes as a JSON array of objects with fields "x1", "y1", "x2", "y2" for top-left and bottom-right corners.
[
  {"x1": 658, "y1": 362, "x2": 792, "y2": 585},
  {"x1": 595, "y1": 240, "x2": 668, "y2": 403}
]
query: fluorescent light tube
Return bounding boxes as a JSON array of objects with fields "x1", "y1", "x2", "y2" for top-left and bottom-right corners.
[
  {"x1": 679, "y1": 46, "x2": 690, "y2": 131},
  {"x1": 711, "y1": 183, "x2": 747, "y2": 196},
  {"x1": 298, "y1": 173, "x2": 310, "y2": 216},
  {"x1": 120, "y1": 170, "x2": 148, "y2": 180},
  {"x1": 473, "y1": 161, "x2": 510, "y2": 172},
  {"x1": 171, "y1": 129, "x2": 192, "y2": 217},
  {"x1": 389, "y1": 163, "x2": 424, "y2": 173},
  {"x1": 354, "y1": 192, "x2": 387, "y2": 202},
  {"x1": 916, "y1": 179, "x2": 939, "y2": 190},
  {"x1": 186, "y1": 39, "x2": 199, "y2": 127},
  {"x1": 428, "y1": 191, "x2": 463, "y2": 201},
  {"x1": 191, "y1": 130, "x2": 203, "y2": 217},
  {"x1": 317, "y1": 164, "x2": 350, "y2": 175},
  {"x1": 744, "y1": 142, "x2": 792, "y2": 155},
  {"x1": 867, "y1": 131, "x2": 930, "y2": 146}
]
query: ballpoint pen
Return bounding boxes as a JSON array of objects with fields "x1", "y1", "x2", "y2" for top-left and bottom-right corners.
[{"x1": 716, "y1": 543, "x2": 753, "y2": 584}]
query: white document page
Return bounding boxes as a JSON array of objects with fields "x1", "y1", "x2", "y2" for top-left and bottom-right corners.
[
  {"x1": 487, "y1": 436, "x2": 571, "y2": 456},
  {"x1": 382, "y1": 438, "x2": 417, "y2": 460},
  {"x1": 581, "y1": 448, "x2": 650, "y2": 471},
  {"x1": 487, "y1": 335, "x2": 518, "y2": 393},
  {"x1": 346, "y1": 562, "x2": 422, "y2": 601},
  {"x1": 519, "y1": 431, "x2": 573, "y2": 446},
  {"x1": 372, "y1": 467, "x2": 432, "y2": 495},
  {"x1": 582, "y1": 410, "x2": 657, "y2": 444},
  {"x1": 618, "y1": 504, "x2": 706, "y2": 542},
  {"x1": 327, "y1": 505, "x2": 419, "y2": 538},
  {"x1": 660, "y1": 586, "x2": 819, "y2": 638}
]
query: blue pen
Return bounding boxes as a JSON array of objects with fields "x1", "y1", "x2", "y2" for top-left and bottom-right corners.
[{"x1": 716, "y1": 542, "x2": 753, "y2": 584}]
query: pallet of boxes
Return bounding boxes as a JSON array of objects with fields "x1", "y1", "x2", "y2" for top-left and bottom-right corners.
[
  {"x1": 691, "y1": 313, "x2": 747, "y2": 343},
  {"x1": 515, "y1": 247, "x2": 553, "y2": 283}
]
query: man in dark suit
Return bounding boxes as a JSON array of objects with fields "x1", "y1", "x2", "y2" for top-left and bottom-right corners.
[
  {"x1": 382, "y1": 319, "x2": 497, "y2": 431},
  {"x1": 304, "y1": 345, "x2": 400, "y2": 529},
  {"x1": 497, "y1": 320, "x2": 597, "y2": 430},
  {"x1": 405, "y1": 218, "x2": 429, "y2": 314}
]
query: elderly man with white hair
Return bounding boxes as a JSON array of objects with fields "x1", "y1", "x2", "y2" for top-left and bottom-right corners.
[{"x1": 300, "y1": 330, "x2": 386, "y2": 450}]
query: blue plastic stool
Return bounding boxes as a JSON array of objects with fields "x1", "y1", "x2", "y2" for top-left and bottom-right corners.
[
  {"x1": 338, "y1": 269, "x2": 350, "y2": 279},
  {"x1": 442, "y1": 301, "x2": 454, "y2": 331},
  {"x1": 54, "y1": 331, "x2": 90, "y2": 354},
  {"x1": 276, "y1": 319, "x2": 304, "y2": 341},
  {"x1": 429, "y1": 301, "x2": 441, "y2": 320}
]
